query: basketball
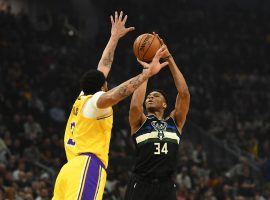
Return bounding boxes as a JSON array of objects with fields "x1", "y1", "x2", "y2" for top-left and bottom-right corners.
[{"x1": 133, "y1": 33, "x2": 162, "y2": 62}]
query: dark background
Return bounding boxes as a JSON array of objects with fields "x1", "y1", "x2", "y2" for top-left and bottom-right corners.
[{"x1": 0, "y1": 0, "x2": 269, "y2": 199}]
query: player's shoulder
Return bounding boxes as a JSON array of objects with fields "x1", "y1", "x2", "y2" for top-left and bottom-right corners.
[
  {"x1": 82, "y1": 91, "x2": 112, "y2": 119},
  {"x1": 88, "y1": 91, "x2": 106, "y2": 106},
  {"x1": 78, "y1": 91, "x2": 104, "y2": 102},
  {"x1": 92, "y1": 91, "x2": 105, "y2": 97}
]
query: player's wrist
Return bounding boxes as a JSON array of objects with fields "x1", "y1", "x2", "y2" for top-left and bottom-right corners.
[
  {"x1": 110, "y1": 34, "x2": 120, "y2": 41},
  {"x1": 163, "y1": 54, "x2": 172, "y2": 61},
  {"x1": 142, "y1": 68, "x2": 151, "y2": 78}
]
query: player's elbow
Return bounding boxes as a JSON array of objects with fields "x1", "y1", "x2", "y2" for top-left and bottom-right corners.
[
  {"x1": 129, "y1": 102, "x2": 144, "y2": 117},
  {"x1": 180, "y1": 88, "x2": 190, "y2": 99},
  {"x1": 97, "y1": 67, "x2": 108, "y2": 78},
  {"x1": 129, "y1": 104, "x2": 142, "y2": 113}
]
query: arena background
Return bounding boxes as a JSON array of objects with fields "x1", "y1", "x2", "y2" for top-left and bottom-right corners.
[{"x1": 0, "y1": 0, "x2": 270, "y2": 199}]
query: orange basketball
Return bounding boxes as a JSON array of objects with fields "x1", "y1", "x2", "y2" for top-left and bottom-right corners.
[{"x1": 133, "y1": 33, "x2": 161, "y2": 62}]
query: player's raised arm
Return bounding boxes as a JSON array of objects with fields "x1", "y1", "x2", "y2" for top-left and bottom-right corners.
[
  {"x1": 156, "y1": 34, "x2": 190, "y2": 132},
  {"x1": 129, "y1": 73, "x2": 148, "y2": 134},
  {"x1": 97, "y1": 11, "x2": 135, "y2": 78},
  {"x1": 97, "y1": 45, "x2": 169, "y2": 109},
  {"x1": 168, "y1": 55, "x2": 190, "y2": 132}
]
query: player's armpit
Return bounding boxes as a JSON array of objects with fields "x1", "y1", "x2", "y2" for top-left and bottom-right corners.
[{"x1": 129, "y1": 106, "x2": 147, "y2": 134}]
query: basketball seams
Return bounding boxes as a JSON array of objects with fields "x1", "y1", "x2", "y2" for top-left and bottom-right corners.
[
  {"x1": 142, "y1": 35, "x2": 156, "y2": 61},
  {"x1": 133, "y1": 33, "x2": 161, "y2": 62},
  {"x1": 137, "y1": 34, "x2": 147, "y2": 59},
  {"x1": 133, "y1": 35, "x2": 141, "y2": 59}
]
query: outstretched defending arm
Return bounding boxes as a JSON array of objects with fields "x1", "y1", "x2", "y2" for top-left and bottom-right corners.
[
  {"x1": 97, "y1": 45, "x2": 169, "y2": 109},
  {"x1": 97, "y1": 11, "x2": 135, "y2": 78}
]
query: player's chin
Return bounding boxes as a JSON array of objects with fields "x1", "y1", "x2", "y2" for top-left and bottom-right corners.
[
  {"x1": 145, "y1": 103, "x2": 153, "y2": 108},
  {"x1": 146, "y1": 105, "x2": 157, "y2": 111}
]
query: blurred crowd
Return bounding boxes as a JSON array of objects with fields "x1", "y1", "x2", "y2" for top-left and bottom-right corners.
[{"x1": 0, "y1": 0, "x2": 270, "y2": 199}]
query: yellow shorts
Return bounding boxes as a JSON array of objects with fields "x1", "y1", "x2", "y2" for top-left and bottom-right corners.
[{"x1": 53, "y1": 153, "x2": 107, "y2": 200}]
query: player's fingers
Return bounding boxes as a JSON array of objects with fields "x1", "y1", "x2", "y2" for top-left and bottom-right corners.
[
  {"x1": 114, "y1": 11, "x2": 118, "y2": 22},
  {"x1": 155, "y1": 45, "x2": 166, "y2": 56},
  {"x1": 159, "y1": 49, "x2": 169, "y2": 59},
  {"x1": 152, "y1": 46, "x2": 167, "y2": 62},
  {"x1": 137, "y1": 58, "x2": 148, "y2": 67},
  {"x1": 152, "y1": 54, "x2": 161, "y2": 63},
  {"x1": 110, "y1": 15, "x2": 114, "y2": 25},
  {"x1": 162, "y1": 49, "x2": 170, "y2": 57},
  {"x1": 122, "y1": 15, "x2": 128, "y2": 24},
  {"x1": 119, "y1": 11, "x2": 123, "y2": 21},
  {"x1": 160, "y1": 46, "x2": 168, "y2": 54},
  {"x1": 155, "y1": 45, "x2": 164, "y2": 54},
  {"x1": 160, "y1": 61, "x2": 169, "y2": 68},
  {"x1": 127, "y1": 27, "x2": 135, "y2": 32},
  {"x1": 158, "y1": 36, "x2": 164, "y2": 45},
  {"x1": 152, "y1": 52, "x2": 161, "y2": 62},
  {"x1": 161, "y1": 44, "x2": 167, "y2": 52},
  {"x1": 153, "y1": 32, "x2": 160, "y2": 39},
  {"x1": 159, "y1": 37, "x2": 163, "y2": 43},
  {"x1": 152, "y1": 32, "x2": 164, "y2": 45}
]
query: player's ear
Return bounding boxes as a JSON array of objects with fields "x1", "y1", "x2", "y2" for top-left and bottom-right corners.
[{"x1": 162, "y1": 103, "x2": 167, "y2": 109}]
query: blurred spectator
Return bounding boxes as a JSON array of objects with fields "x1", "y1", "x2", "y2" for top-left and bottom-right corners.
[
  {"x1": 0, "y1": 0, "x2": 269, "y2": 198},
  {"x1": 0, "y1": 138, "x2": 10, "y2": 164},
  {"x1": 237, "y1": 166, "x2": 255, "y2": 198},
  {"x1": 23, "y1": 115, "x2": 42, "y2": 141},
  {"x1": 192, "y1": 144, "x2": 207, "y2": 165},
  {"x1": 176, "y1": 167, "x2": 192, "y2": 190}
]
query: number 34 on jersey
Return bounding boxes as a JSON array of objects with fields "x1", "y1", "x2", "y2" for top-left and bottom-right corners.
[{"x1": 154, "y1": 142, "x2": 168, "y2": 155}]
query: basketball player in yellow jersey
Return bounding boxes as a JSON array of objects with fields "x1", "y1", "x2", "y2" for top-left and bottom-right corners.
[
  {"x1": 63, "y1": 11, "x2": 135, "y2": 162},
  {"x1": 53, "y1": 11, "x2": 170, "y2": 200}
]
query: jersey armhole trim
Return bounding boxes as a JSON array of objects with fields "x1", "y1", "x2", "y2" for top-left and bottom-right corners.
[
  {"x1": 132, "y1": 117, "x2": 148, "y2": 137},
  {"x1": 97, "y1": 113, "x2": 113, "y2": 120},
  {"x1": 170, "y1": 117, "x2": 182, "y2": 136}
]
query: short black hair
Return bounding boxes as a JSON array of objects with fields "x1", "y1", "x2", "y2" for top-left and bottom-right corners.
[
  {"x1": 80, "y1": 70, "x2": 106, "y2": 95},
  {"x1": 148, "y1": 89, "x2": 168, "y2": 104}
]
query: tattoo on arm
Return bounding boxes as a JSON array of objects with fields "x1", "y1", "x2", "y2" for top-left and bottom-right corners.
[
  {"x1": 102, "y1": 52, "x2": 114, "y2": 68},
  {"x1": 117, "y1": 74, "x2": 147, "y2": 98},
  {"x1": 108, "y1": 73, "x2": 149, "y2": 100},
  {"x1": 118, "y1": 85, "x2": 128, "y2": 97}
]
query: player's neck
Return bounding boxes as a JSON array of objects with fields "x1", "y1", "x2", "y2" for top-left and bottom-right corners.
[{"x1": 148, "y1": 111, "x2": 164, "y2": 120}]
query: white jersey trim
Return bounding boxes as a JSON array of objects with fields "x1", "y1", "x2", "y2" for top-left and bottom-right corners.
[
  {"x1": 135, "y1": 131, "x2": 180, "y2": 144},
  {"x1": 82, "y1": 91, "x2": 111, "y2": 119}
]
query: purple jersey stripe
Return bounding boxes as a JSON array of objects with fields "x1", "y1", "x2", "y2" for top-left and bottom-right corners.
[
  {"x1": 94, "y1": 166, "x2": 102, "y2": 199},
  {"x1": 81, "y1": 155, "x2": 101, "y2": 200},
  {"x1": 77, "y1": 157, "x2": 91, "y2": 200}
]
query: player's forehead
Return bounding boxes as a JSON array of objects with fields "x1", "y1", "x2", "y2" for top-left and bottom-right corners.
[{"x1": 147, "y1": 91, "x2": 163, "y2": 98}]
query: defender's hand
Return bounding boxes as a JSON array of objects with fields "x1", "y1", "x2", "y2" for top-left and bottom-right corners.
[
  {"x1": 110, "y1": 11, "x2": 135, "y2": 39},
  {"x1": 137, "y1": 45, "x2": 169, "y2": 77}
]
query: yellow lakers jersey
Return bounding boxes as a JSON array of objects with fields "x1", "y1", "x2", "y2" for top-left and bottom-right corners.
[{"x1": 64, "y1": 93, "x2": 113, "y2": 167}]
